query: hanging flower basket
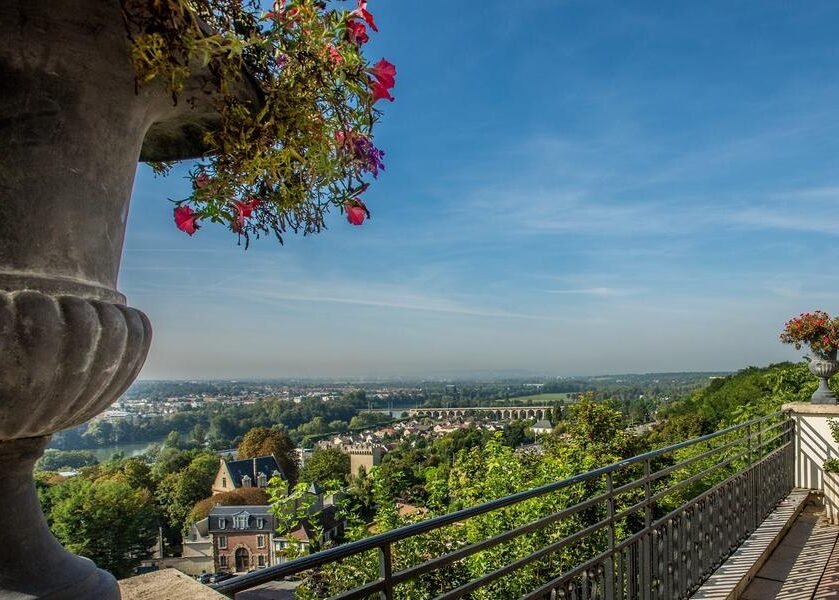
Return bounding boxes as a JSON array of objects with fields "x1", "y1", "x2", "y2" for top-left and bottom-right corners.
[{"x1": 122, "y1": 0, "x2": 397, "y2": 244}]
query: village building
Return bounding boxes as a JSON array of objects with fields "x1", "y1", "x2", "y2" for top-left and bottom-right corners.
[
  {"x1": 208, "y1": 506, "x2": 277, "y2": 574},
  {"x1": 531, "y1": 419, "x2": 554, "y2": 436},
  {"x1": 176, "y1": 518, "x2": 214, "y2": 576},
  {"x1": 342, "y1": 443, "x2": 386, "y2": 475},
  {"x1": 211, "y1": 455, "x2": 286, "y2": 495}
]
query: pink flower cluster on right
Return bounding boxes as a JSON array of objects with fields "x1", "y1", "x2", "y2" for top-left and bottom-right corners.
[{"x1": 780, "y1": 310, "x2": 839, "y2": 357}]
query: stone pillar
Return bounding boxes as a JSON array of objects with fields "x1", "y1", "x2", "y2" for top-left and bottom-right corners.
[{"x1": 785, "y1": 402, "x2": 839, "y2": 523}]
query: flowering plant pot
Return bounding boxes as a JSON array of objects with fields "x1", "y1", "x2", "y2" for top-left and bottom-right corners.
[
  {"x1": 781, "y1": 311, "x2": 839, "y2": 404},
  {"x1": 124, "y1": 0, "x2": 396, "y2": 241}
]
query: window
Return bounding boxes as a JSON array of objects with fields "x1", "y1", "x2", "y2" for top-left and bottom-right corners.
[
  {"x1": 222, "y1": 476, "x2": 227, "y2": 488},
  {"x1": 241, "y1": 475, "x2": 252, "y2": 488},
  {"x1": 218, "y1": 518, "x2": 226, "y2": 529},
  {"x1": 257, "y1": 535, "x2": 265, "y2": 549},
  {"x1": 257, "y1": 472, "x2": 267, "y2": 487},
  {"x1": 219, "y1": 555, "x2": 227, "y2": 568},
  {"x1": 257, "y1": 555, "x2": 266, "y2": 567},
  {"x1": 217, "y1": 535, "x2": 227, "y2": 549},
  {"x1": 256, "y1": 518, "x2": 264, "y2": 530},
  {"x1": 234, "y1": 514, "x2": 248, "y2": 529}
]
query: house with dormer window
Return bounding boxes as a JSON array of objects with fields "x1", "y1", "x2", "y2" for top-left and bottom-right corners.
[
  {"x1": 211, "y1": 455, "x2": 286, "y2": 495},
  {"x1": 208, "y1": 506, "x2": 277, "y2": 574}
]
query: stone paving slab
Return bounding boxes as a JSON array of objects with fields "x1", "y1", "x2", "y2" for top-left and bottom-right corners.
[
  {"x1": 813, "y1": 527, "x2": 839, "y2": 600},
  {"x1": 741, "y1": 500, "x2": 838, "y2": 600}
]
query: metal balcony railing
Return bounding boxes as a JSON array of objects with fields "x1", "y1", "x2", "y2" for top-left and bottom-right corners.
[{"x1": 213, "y1": 412, "x2": 794, "y2": 600}]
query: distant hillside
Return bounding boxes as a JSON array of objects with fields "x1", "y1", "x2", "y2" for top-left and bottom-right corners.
[{"x1": 654, "y1": 362, "x2": 825, "y2": 441}]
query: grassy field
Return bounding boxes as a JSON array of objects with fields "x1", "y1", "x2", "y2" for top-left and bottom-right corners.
[{"x1": 504, "y1": 392, "x2": 574, "y2": 405}]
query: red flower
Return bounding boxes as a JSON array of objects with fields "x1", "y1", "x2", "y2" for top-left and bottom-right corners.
[
  {"x1": 194, "y1": 173, "x2": 210, "y2": 189},
  {"x1": 345, "y1": 200, "x2": 367, "y2": 226},
  {"x1": 351, "y1": 1, "x2": 378, "y2": 32},
  {"x1": 369, "y1": 59, "x2": 396, "y2": 89},
  {"x1": 369, "y1": 59, "x2": 396, "y2": 103},
  {"x1": 346, "y1": 20, "x2": 369, "y2": 45},
  {"x1": 371, "y1": 80, "x2": 395, "y2": 102},
  {"x1": 264, "y1": 1, "x2": 287, "y2": 20},
  {"x1": 174, "y1": 206, "x2": 200, "y2": 236},
  {"x1": 235, "y1": 198, "x2": 261, "y2": 218},
  {"x1": 232, "y1": 199, "x2": 261, "y2": 232},
  {"x1": 327, "y1": 45, "x2": 343, "y2": 65}
]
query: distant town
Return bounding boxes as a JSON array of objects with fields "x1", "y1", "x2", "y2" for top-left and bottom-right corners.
[{"x1": 36, "y1": 370, "x2": 731, "y2": 592}]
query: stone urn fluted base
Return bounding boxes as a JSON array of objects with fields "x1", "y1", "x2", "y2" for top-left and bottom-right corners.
[
  {"x1": 0, "y1": 291, "x2": 152, "y2": 599},
  {"x1": 0, "y1": 438, "x2": 118, "y2": 599},
  {"x1": 809, "y1": 351, "x2": 839, "y2": 405}
]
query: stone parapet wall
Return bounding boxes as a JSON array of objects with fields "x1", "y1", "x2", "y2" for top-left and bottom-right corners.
[
  {"x1": 784, "y1": 402, "x2": 839, "y2": 523},
  {"x1": 119, "y1": 569, "x2": 225, "y2": 599}
]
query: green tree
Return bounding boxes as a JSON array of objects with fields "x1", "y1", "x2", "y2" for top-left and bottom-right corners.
[
  {"x1": 36, "y1": 450, "x2": 99, "y2": 472},
  {"x1": 51, "y1": 478, "x2": 158, "y2": 579},
  {"x1": 150, "y1": 447, "x2": 192, "y2": 482},
  {"x1": 163, "y1": 430, "x2": 182, "y2": 449},
  {"x1": 299, "y1": 447, "x2": 350, "y2": 486},
  {"x1": 120, "y1": 458, "x2": 155, "y2": 492},
  {"x1": 155, "y1": 453, "x2": 219, "y2": 532},
  {"x1": 237, "y1": 427, "x2": 299, "y2": 484},
  {"x1": 191, "y1": 423, "x2": 207, "y2": 445},
  {"x1": 502, "y1": 420, "x2": 535, "y2": 448}
]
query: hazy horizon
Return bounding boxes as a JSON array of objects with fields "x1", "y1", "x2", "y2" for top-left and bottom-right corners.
[{"x1": 124, "y1": 1, "x2": 836, "y2": 380}]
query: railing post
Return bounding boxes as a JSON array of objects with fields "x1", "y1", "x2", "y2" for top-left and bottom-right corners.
[
  {"x1": 379, "y1": 543, "x2": 394, "y2": 600},
  {"x1": 746, "y1": 422, "x2": 752, "y2": 466},
  {"x1": 755, "y1": 423, "x2": 763, "y2": 528},
  {"x1": 642, "y1": 458, "x2": 652, "y2": 600},
  {"x1": 606, "y1": 471, "x2": 616, "y2": 599},
  {"x1": 746, "y1": 423, "x2": 755, "y2": 532},
  {"x1": 786, "y1": 414, "x2": 795, "y2": 492}
]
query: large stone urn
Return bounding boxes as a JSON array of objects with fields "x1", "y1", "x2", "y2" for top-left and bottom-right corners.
[
  {"x1": 809, "y1": 349, "x2": 839, "y2": 405},
  {"x1": 0, "y1": 1, "x2": 250, "y2": 597}
]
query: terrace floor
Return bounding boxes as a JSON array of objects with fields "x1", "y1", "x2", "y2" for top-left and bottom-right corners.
[{"x1": 742, "y1": 499, "x2": 839, "y2": 600}]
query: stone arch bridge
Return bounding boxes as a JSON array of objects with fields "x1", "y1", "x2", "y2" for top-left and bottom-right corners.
[{"x1": 408, "y1": 406, "x2": 556, "y2": 421}]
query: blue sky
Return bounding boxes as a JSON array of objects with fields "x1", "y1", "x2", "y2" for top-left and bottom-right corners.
[{"x1": 124, "y1": 0, "x2": 839, "y2": 379}]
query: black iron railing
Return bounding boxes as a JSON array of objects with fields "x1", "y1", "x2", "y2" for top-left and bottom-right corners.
[{"x1": 213, "y1": 412, "x2": 794, "y2": 600}]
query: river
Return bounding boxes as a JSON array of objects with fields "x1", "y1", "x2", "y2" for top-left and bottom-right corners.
[{"x1": 86, "y1": 440, "x2": 163, "y2": 462}]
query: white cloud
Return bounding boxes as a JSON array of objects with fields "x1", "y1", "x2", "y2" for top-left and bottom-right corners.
[{"x1": 547, "y1": 287, "x2": 642, "y2": 297}]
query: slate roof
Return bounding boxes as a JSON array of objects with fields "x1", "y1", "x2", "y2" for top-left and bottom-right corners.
[
  {"x1": 533, "y1": 419, "x2": 553, "y2": 429},
  {"x1": 187, "y1": 517, "x2": 210, "y2": 541},
  {"x1": 210, "y1": 505, "x2": 274, "y2": 517},
  {"x1": 208, "y1": 505, "x2": 276, "y2": 533},
  {"x1": 225, "y1": 455, "x2": 284, "y2": 488}
]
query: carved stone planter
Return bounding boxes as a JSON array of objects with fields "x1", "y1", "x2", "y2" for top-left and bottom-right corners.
[
  {"x1": 809, "y1": 350, "x2": 839, "y2": 405},
  {"x1": 0, "y1": 0, "x2": 237, "y2": 597}
]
